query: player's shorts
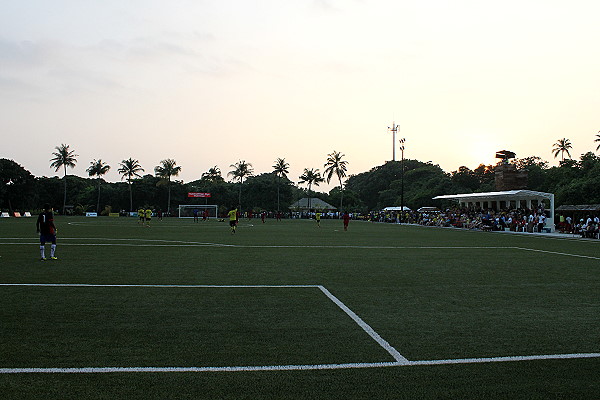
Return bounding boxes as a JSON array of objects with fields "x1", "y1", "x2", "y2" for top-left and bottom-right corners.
[
  {"x1": 229, "y1": 220, "x2": 237, "y2": 227},
  {"x1": 40, "y1": 234, "x2": 56, "y2": 244}
]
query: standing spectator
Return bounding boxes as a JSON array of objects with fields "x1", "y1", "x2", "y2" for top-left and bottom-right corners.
[{"x1": 537, "y1": 213, "x2": 546, "y2": 233}]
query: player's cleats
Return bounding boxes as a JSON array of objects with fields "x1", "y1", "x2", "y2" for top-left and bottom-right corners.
[
  {"x1": 40, "y1": 257, "x2": 46, "y2": 261},
  {"x1": 50, "y1": 256, "x2": 58, "y2": 260}
]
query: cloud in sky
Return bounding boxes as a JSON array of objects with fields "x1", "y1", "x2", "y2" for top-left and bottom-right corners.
[{"x1": 1, "y1": 0, "x2": 599, "y2": 189}]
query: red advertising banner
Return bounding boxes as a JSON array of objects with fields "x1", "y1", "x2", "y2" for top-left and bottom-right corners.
[{"x1": 188, "y1": 192, "x2": 211, "y2": 198}]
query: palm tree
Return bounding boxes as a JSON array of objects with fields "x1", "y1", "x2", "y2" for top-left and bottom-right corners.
[
  {"x1": 86, "y1": 159, "x2": 110, "y2": 214},
  {"x1": 154, "y1": 159, "x2": 182, "y2": 215},
  {"x1": 323, "y1": 151, "x2": 349, "y2": 212},
  {"x1": 118, "y1": 158, "x2": 144, "y2": 212},
  {"x1": 552, "y1": 138, "x2": 572, "y2": 161},
  {"x1": 50, "y1": 144, "x2": 78, "y2": 215},
  {"x1": 595, "y1": 131, "x2": 600, "y2": 152},
  {"x1": 228, "y1": 160, "x2": 253, "y2": 208},
  {"x1": 201, "y1": 166, "x2": 224, "y2": 182},
  {"x1": 298, "y1": 168, "x2": 324, "y2": 210},
  {"x1": 272, "y1": 158, "x2": 290, "y2": 212}
]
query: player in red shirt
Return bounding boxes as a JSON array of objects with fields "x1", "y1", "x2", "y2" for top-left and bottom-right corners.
[{"x1": 343, "y1": 212, "x2": 350, "y2": 231}]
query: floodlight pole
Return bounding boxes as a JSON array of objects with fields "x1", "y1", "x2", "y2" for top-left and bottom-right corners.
[
  {"x1": 387, "y1": 122, "x2": 399, "y2": 161},
  {"x1": 399, "y1": 138, "x2": 406, "y2": 223}
]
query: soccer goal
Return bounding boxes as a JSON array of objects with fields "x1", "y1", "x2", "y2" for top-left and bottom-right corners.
[{"x1": 178, "y1": 205, "x2": 219, "y2": 219}]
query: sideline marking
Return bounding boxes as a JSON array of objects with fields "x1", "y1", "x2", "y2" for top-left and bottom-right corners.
[
  {"x1": 408, "y1": 352, "x2": 600, "y2": 366},
  {"x1": 514, "y1": 247, "x2": 600, "y2": 261},
  {"x1": 1, "y1": 239, "x2": 598, "y2": 260},
  {"x1": 1, "y1": 353, "x2": 599, "y2": 374},
  {"x1": 0, "y1": 283, "x2": 319, "y2": 289}
]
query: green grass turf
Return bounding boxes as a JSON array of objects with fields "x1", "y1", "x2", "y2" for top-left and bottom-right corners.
[{"x1": 0, "y1": 216, "x2": 599, "y2": 399}]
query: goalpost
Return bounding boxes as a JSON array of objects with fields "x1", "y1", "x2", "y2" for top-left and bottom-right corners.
[{"x1": 178, "y1": 205, "x2": 219, "y2": 219}]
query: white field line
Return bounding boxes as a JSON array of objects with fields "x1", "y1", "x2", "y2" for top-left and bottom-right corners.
[
  {"x1": 0, "y1": 239, "x2": 517, "y2": 249},
  {"x1": 2, "y1": 241, "x2": 600, "y2": 260},
  {"x1": 0, "y1": 362, "x2": 400, "y2": 374},
  {"x1": 1, "y1": 284, "x2": 599, "y2": 373},
  {"x1": 408, "y1": 352, "x2": 600, "y2": 366},
  {"x1": 0, "y1": 244, "x2": 518, "y2": 249},
  {"x1": 0, "y1": 283, "x2": 319, "y2": 289},
  {"x1": 513, "y1": 247, "x2": 600, "y2": 261},
  {"x1": 0, "y1": 283, "x2": 408, "y2": 365},
  {"x1": 1, "y1": 238, "x2": 599, "y2": 259},
  {"x1": 317, "y1": 286, "x2": 409, "y2": 364},
  {"x1": 2, "y1": 353, "x2": 600, "y2": 374}
]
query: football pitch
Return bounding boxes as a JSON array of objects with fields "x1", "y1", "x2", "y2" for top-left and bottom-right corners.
[{"x1": 1, "y1": 217, "x2": 599, "y2": 399}]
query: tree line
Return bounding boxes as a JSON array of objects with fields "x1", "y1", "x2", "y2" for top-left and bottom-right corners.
[
  {"x1": 0, "y1": 145, "x2": 351, "y2": 216},
  {"x1": 1, "y1": 136, "x2": 599, "y2": 216}
]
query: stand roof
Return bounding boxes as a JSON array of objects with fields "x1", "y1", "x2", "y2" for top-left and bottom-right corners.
[{"x1": 433, "y1": 190, "x2": 554, "y2": 202}]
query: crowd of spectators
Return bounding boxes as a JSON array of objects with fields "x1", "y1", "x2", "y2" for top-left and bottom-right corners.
[
  {"x1": 253, "y1": 207, "x2": 599, "y2": 239},
  {"x1": 562, "y1": 215, "x2": 600, "y2": 238},
  {"x1": 369, "y1": 207, "x2": 600, "y2": 239}
]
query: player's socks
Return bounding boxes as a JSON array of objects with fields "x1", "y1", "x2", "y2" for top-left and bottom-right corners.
[
  {"x1": 40, "y1": 245, "x2": 45, "y2": 259},
  {"x1": 50, "y1": 244, "x2": 56, "y2": 257}
]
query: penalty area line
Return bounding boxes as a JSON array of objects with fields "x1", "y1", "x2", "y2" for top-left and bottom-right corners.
[
  {"x1": 2, "y1": 353, "x2": 599, "y2": 374},
  {"x1": 318, "y1": 285, "x2": 409, "y2": 364}
]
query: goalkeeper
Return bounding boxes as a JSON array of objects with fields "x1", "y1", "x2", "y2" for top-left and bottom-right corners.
[{"x1": 36, "y1": 203, "x2": 58, "y2": 260}]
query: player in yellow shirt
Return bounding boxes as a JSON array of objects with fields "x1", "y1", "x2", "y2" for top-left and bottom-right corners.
[
  {"x1": 145, "y1": 208, "x2": 152, "y2": 227},
  {"x1": 228, "y1": 207, "x2": 238, "y2": 234},
  {"x1": 138, "y1": 207, "x2": 145, "y2": 225},
  {"x1": 315, "y1": 211, "x2": 321, "y2": 227}
]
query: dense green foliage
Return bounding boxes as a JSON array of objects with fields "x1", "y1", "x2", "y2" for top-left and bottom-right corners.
[
  {"x1": 1, "y1": 152, "x2": 600, "y2": 214},
  {"x1": 345, "y1": 153, "x2": 600, "y2": 212}
]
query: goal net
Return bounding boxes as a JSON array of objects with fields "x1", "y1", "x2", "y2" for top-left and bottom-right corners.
[{"x1": 178, "y1": 205, "x2": 219, "y2": 219}]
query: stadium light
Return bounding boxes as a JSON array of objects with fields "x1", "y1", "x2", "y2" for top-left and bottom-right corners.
[
  {"x1": 399, "y1": 138, "x2": 406, "y2": 223},
  {"x1": 387, "y1": 122, "x2": 400, "y2": 161}
]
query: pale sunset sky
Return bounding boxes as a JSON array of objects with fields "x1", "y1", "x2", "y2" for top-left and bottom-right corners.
[{"x1": 1, "y1": 0, "x2": 599, "y2": 189}]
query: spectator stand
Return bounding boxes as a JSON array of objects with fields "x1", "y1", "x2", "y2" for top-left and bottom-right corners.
[{"x1": 433, "y1": 190, "x2": 556, "y2": 233}]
